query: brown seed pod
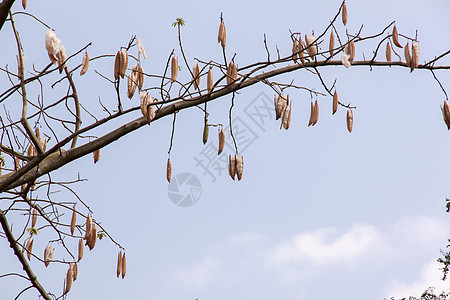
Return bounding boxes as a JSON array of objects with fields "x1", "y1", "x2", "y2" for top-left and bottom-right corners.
[
  {"x1": 230, "y1": 62, "x2": 238, "y2": 82},
  {"x1": 136, "y1": 64, "x2": 144, "y2": 90},
  {"x1": 349, "y1": 41, "x2": 356, "y2": 62},
  {"x1": 26, "y1": 237, "x2": 34, "y2": 261},
  {"x1": 70, "y1": 203, "x2": 76, "y2": 235},
  {"x1": 218, "y1": 20, "x2": 226, "y2": 50},
  {"x1": 171, "y1": 56, "x2": 178, "y2": 83},
  {"x1": 298, "y1": 37, "x2": 306, "y2": 64},
  {"x1": 404, "y1": 43, "x2": 411, "y2": 67},
  {"x1": 308, "y1": 101, "x2": 314, "y2": 126},
  {"x1": 329, "y1": 31, "x2": 335, "y2": 57},
  {"x1": 93, "y1": 149, "x2": 101, "y2": 164},
  {"x1": 392, "y1": 25, "x2": 402, "y2": 48},
  {"x1": 386, "y1": 42, "x2": 392, "y2": 62},
  {"x1": 71, "y1": 262, "x2": 78, "y2": 282},
  {"x1": 114, "y1": 50, "x2": 121, "y2": 80},
  {"x1": 292, "y1": 39, "x2": 299, "y2": 62},
  {"x1": 40, "y1": 138, "x2": 47, "y2": 152},
  {"x1": 192, "y1": 62, "x2": 201, "y2": 90},
  {"x1": 121, "y1": 252, "x2": 127, "y2": 279},
  {"x1": 57, "y1": 46, "x2": 67, "y2": 74},
  {"x1": 282, "y1": 97, "x2": 291, "y2": 130},
  {"x1": 228, "y1": 155, "x2": 236, "y2": 180},
  {"x1": 27, "y1": 144, "x2": 33, "y2": 156},
  {"x1": 88, "y1": 225, "x2": 97, "y2": 251},
  {"x1": 207, "y1": 67, "x2": 213, "y2": 93},
  {"x1": 166, "y1": 158, "x2": 172, "y2": 183},
  {"x1": 347, "y1": 109, "x2": 353, "y2": 133},
  {"x1": 333, "y1": 90, "x2": 338, "y2": 115},
  {"x1": 312, "y1": 100, "x2": 319, "y2": 126},
  {"x1": 80, "y1": 52, "x2": 89, "y2": 76},
  {"x1": 305, "y1": 35, "x2": 318, "y2": 58},
  {"x1": 119, "y1": 49, "x2": 128, "y2": 78},
  {"x1": 275, "y1": 95, "x2": 288, "y2": 120},
  {"x1": 341, "y1": 53, "x2": 351, "y2": 68},
  {"x1": 78, "y1": 238, "x2": 83, "y2": 262},
  {"x1": 226, "y1": 63, "x2": 232, "y2": 85},
  {"x1": 35, "y1": 127, "x2": 40, "y2": 140},
  {"x1": 85, "y1": 214, "x2": 92, "y2": 241},
  {"x1": 146, "y1": 98, "x2": 156, "y2": 125},
  {"x1": 441, "y1": 100, "x2": 450, "y2": 130},
  {"x1": 65, "y1": 264, "x2": 73, "y2": 294},
  {"x1": 218, "y1": 129, "x2": 225, "y2": 155},
  {"x1": 117, "y1": 251, "x2": 122, "y2": 278},
  {"x1": 31, "y1": 208, "x2": 37, "y2": 227},
  {"x1": 342, "y1": 2, "x2": 348, "y2": 26},
  {"x1": 235, "y1": 155, "x2": 244, "y2": 181},
  {"x1": 22, "y1": 0, "x2": 27, "y2": 9},
  {"x1": 411, "y1": 42, "x2": 420, "y2": 72},
  {"x1": 127, "y1": 67, "x2": 138, "y2": 99},
  {"x1": 44, "y1": 244, "x2": 54, "y2": 267},
  {"x1": 140, "y1": 92, "x2": 149, "y2": 117}
]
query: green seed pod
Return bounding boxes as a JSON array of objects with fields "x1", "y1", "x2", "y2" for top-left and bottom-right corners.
[{"x1": 203, "y1": 123, "x2": 209, "y2": 145}]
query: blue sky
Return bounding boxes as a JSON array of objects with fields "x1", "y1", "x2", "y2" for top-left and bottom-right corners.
[{"x1": 1, "y1": 0, "x2": 450, "y2": 299}]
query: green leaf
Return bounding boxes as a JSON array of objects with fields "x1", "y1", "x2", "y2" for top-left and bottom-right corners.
[{"x1": 172, "y1": 18, "x2": 185, "y2": 27}]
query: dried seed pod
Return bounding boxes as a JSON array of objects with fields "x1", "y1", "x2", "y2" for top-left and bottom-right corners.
[
  {"x1": 404, "y1": 43, "x2": 411, "y2": 67},
  {"x1": 70, "y1": 203, "x2": 76, "y2": 235},
  {"x1": 441, "y1": 100, "x2": 450, "y2": 130},
  {"x1": 226, "y1": 63, "x2": 232, "y2": 85},
  {"x1": 35, "y1": 127, "x2": 40, "y2": 140},
  {"x1": 308, "y1": 101, "x2": 314, "y2": 126},
  {"x1": 80, "y1": 52, "x2": 89, "y2": 76},
  {"x1": 140, "y1": 92, "x2": 149, "y2": 117},
  {"x1": 31, "y1": 208, "x2": 37, "y2": 227},
  {"x1": 78, "y1": 238, "x2": 83, "y2": 262},
  {"x1": 392, "y1": 25, "x2": 402, "y2": 48},
  {"x1": 141, "y1": 93, "x2": 155, "y2": 125},
  {"x1": 119, "y1": 49, "x2": 128, "y2": 78},
  {"x1": 228, "y1": 155, "x2": 236, "y2": 180},
  {"x1": 171, "y1": 56, "x2": 178, "y2": 83},
  {"x1": 27, "y1": 144, "x2": 33, "y2": 156},
  {"x1": 57, "y1": 46, "x2": 67, "y2": 74},
  {"x1": 312, "y1": 100, "x2": 319, "y2": 126},
  {"x1": 292, "y1": 39, "x2": 299, "y2": 62},
  {"x1": 85, "y1": 214, "x2": 92, "y2": 241},
  {"x1": 203, "y1": 123, "x2": 209, "y2": 145},
  {"x1": 329, "y1": 31, "x2": 335, "y2": 57},
  {"x1": 235, "y1": 155, "x2": 244, "y2": 181},
  {"x1": 341, "y1": 53, "x2": 351, "y2": 68},
  {"x1": 71, "y1": 262, "x2": 78, "y2": 281},
  {"x1": 121, "y1": 253, "x2": 127, "y2": 279},
  {"x1": 22, "y1": 0, "x2": 27, "y2": 9},
  {"x1": 230, "y1": 62, "x2": 237, "y2": 82},
  {"x1": 411, "y1": 42, "x2": 420, "y2": 72},
  {"x1": 218, "y1": 129, "x2": 225, "y2": 155},
  {"x1": 113, "y1": 50, "x2": 121, "y2": 80},
  {"x1": 127, "y1": 67, "x2": 138, "y2": 99},
  {"x1": 117, "y1": 251, "x2": 122, "y2": 278},
  {"x1": 282, "y1": 97, "x2": 291, "y2": 130},
  {"x1": 298, "y1": 37, "x2": 306, "y2": 64},
  {"x1": 207, "y1": 67, "x2": 213, "y2": 93},
  {"x1": 136, "y1": 39, "x2": 147, "y2": 60},
  {"x1": 45, "y1": 30, "x2": 61, "y2": 64},
  {"x1": 218, "y1": 20, "x2": 226, "y2": 50},
  {"x1": 333, "y1": 90, "x2": 338, "y2": 115},
  {"x1": 44, "y1": 244, "x2": 54, "y2": 267},
  {"x1": 87, "y1": 225, "x2": 97, "y2": 251},
  {"x1": 347, "y1": 109, "x2": 353, "y2": 133},
  {"x1": 386, "y1": 42, "x2": 392, "y2": 62},
  {"x1": 166, "y1": 158, "x2": 172, "y2": 183},
  {"x1": 93, "y1": 149, "x2": 101, "y2": 164},
  {"x1": 342, "y1": 2, "x2": 348, "y2": 26},
  {"x1": 192, "y1": 62, "x2": 201, "y2": 90},
  {"x1": 65, "y1": 264, "x2": 73, "y2": 294},
  {"x1": 275, "y1": 94, "x2": 288, "y2": 120},
  {"x1": 26, "y1": 237, "x2": 34, "y2": 260},
  {"x1": 349, "y1": 41, "x2": 356, "y2": 62},
  {"x1": 136, "y1": 64, "x2": 144, "y2": 90},
  {"x1": 40, "y1": 138, "x2": 47, "y2": 152},
  {"x1": 305, "y1": 35, "x2": 318, "y2": 58}
]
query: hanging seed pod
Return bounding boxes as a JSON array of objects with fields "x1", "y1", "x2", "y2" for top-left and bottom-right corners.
[
  {"x1": 35, "y1": 127, "x2": 40, "y2": 140},
  {"x1": 146, "y1": 98, "x2": 156, "y2": 125},
  {"x1": 80, "y1": 52, "x2": 89, "y2": 76},
  {"x1": 347, "y1": 109, "x2": 353, "y2": 133},
  {"x1": 235, "y1": 155, "x2": 244, "y2": 181},
  {"x1": 87, "y1": 225, "x2": 97, "y2": 251},
  {"x1": 136, "y1": 39, "x2": 147, "y2": 60},
  {"x1": 386, "y1": 42, "x2": 392, "y2": 62},
  {"x1": 93, "y1": 149, "x2": 101, "y2": 164},
  {"x1": 119, "y1": 49, "x2": 128, "y2": 78},
  {"x1": 171, "y1": 56, "x2": 178, "y2": 83},
  {"x1": 349, "y1": 41, "x2": 356, "y2": 62},
  {"x1": 329, "y1": 31, "x2": 335, "y2": 57},
  {"x1": 308, "y1": 101, "x2": 314, "y2": 126},
  {"x1": 127, "y1": 67, "x2": 138, "y2": 99},
  {"x1": 31, "y1": 208, "x2": 37, "y2": 227},
  {"x1": 140, "y1": 92, "x2": 149, "y2": 117},
  {"x1": 192, "y1": 62, "x2": 201, "y2": 90},
  {"x1": 292, "y1": 39, "x2": 299, "y2": 62},
  {"x1": 136, "y1": 64, "x2": 144, "y2": 90},
  {"x1": 218, "y1": 129, "x2": 225, "y2": 155},
  {"x1": 65, "y1": 264, "x2": 73, "y2": 294},
  {"x1": 122, "y1": 253, "x2": 127, "y2": 279},
  {"x1": 44, "y1": 244, "x2": 54, "y2": 267},
  {"x1": 341, "y1": 53, "x2": 351, "y2": 68},
  {"x1": 230, "y1": 62, "x2": 238, "y2": 82},
  {"x1": 114, "y1": 50, "x2": 121, "y2": 80},
  {"x1": 26, "y1": 237, "x2": 34, "y2": 261},
  {"x1": 85, "y1": 214, "x2": 92, "y2": 241},
  {"x1": 40, "y1": 138, "x2": 47, "y2": 152},
  {"x1": 70, "y1": 203, "x2": 76, "y2": 235},
  {"x1": 342, "y1": 2, "x2": 348, "y2": 26},
  {"x1": 166, "y1": 158, "x2": 172, "y2": 183},
  {"x1": 298, "y1": 37, "x2": 306, "y2": 64},
  {"x1": 312, "y1": 100, "x2": 319, "y2": 126},
  {"x1": 117, "y1": 251, "x2": 122, "y2": 278},
  {"x1": 226, "y1": 63, "x2": 232, "y2": 85},
  {"x1": 228, "y1": 155, "x2": 236, "y2": 180},
  {"x1": 404, "y1": 43, "x2": 411, "y2": 67},
  {"x1": 57, "y1": 46, "x2": 67, "y2": 74},
  {"x1": 218, "y1": 20, "x2": 226, "y2": 50},
  {"x1": 45, "y1": 30, "x2": 61, "y2": 64},
  {"x1": 22, "y1": 0, "x2": 27, "y2": 9},
  {"x1": 27, "y1": 144, "x2": 33, "y2": 156},
  {"x1": 333, "y1": 90, "x2": 338, "y2": 115},
  {"x1": 78, "y1": 238, "x2": 83, "y2": 262},
  {"x1": 392, "y1": 25, "x2": 402, "y2": 48},
  {"x1": 203, "y1": 123, "x2": 209, "y2": 145},
  {"x1": 305, "y1": 35, "x2": 318, "y2": 58},
  {"x1": 442, "y1": 100, "x2": 450, "y2": 130},
  {"x1": 71, "y1": 262, "x2": 78, "y2": 282},
  {"x1": 282, "y1": 97, "x2": 291, "y2": 130},
  {"x1": 411, "y1": 42, "x2": 420, "y2": 72},
  {"x1": 275, "y1": 94, "x2": 288, "y2": 120},
  {"x1": 207, "y1": 67, "x2": 213, "y2": 93}
]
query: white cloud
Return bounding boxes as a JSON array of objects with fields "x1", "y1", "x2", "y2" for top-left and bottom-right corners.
[
  {"x1": 174, "y1": 256, "x2": 218, "y2": 288},
  {"x1": 393, "y1": 216, "x2": 449, "y2": 247}
]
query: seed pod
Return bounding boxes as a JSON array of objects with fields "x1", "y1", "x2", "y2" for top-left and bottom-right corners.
[
  {"x1": 411, "y1": 42, "x2": 419, "y2": 72},
  {"x1": 119, "y1": 49, "x2": 128, "y2": 78},
  {"x1": 171, "y1": 56, "x2": 178, "y2": 83},
  {"x1": 142, "y1": 93, "x2": 155, "y2": 125},
  {"x1": 87, "y1": 225, "x2": 97, "y2": 251},
  {"x1": 347, "y1": 109, "x2": 353, "y2": 133},
  {"x1": 228, "y1": 155, "x2": 236, "y2": 180},
  {"x1": 203, "y1": 123, "x2": 209, "y2": 145},
  {"x1": 342, "y1": 2, "x2": 348, "y2": 26},
  {"x1": 329, "y1": 31, "x2": 335, "y2": 57},
  {"x1": 226, "y1": 63, "x2": 232, "y2": 85},
  {"x1": 121, "y1": 253, "x2": 127, "y2": 279},
  {"x1": 292, "y1": 39, "x2": 299, "y2": 62},
  {"x1": 275, "y1": 94, "x2": 288, "y2": 120},
  {"x1": 70, "y1": 203, "x2": 76, "y2": 235},
  {"x1": 166, "y1": 158, "x2": 172, "y2": 183},
  {"x1": 218, "y1": 20, "x2": 226, "y2": 50},
  {"x1": 349, "y1": 41, "x2": 356, "y2": 62},
  {"x1": 22, "y1": 0, "x2": 27, "y2": 9},
  {"x1": 235, "y1": 155, "x2": 244, "y2": 181},
  {"x1": 392, "y1": 25, "x2": 402, "y2": 48},
  {"x1": 305, "y1": 35, "x2": 318, "y2": 58},
  {"x1": 117, "y1": 251, "x2": 122, "y2": 278},
  {"x1": 27, "y1": 144, "x2": 33, "y2": 156},
  {"x1": 404, "y1": 43, "x2": 411, "y2": 67},
  {"x1": 140, "y1": 92, "x2": 149, "y2": 117},
  {"x1": 308, "y1": 101, "x2": 314, "y2": 126},
  {"x1": 57, "y1": 46, "x2": 67, "y2": 74},
  {"x1": 441, "y1": 100, "x2": 450, "y2": 130},
  {"x1": 298, "y1": 37, "x2": 306, "y2": 64},
  {"x1": 136, "y1": 64, "x2": 144, "y2": 90},
  {"x1": 80, "y1": 52, "x2": 89, "y2": 76},
  {"x1": 40, "y1": 138, "x2": 47, "y2": 152},
  {"x1": 45, "y1": 30, "x2": 61, "y2": 64},
  {"x1": 114, "y1": 50, "x2": 121, "y2": 80},
  {"x1": 85, "y1": 214, "x2": 92, "y2": 241},
  {"x1": 78, "y1": 238, "x2": 83, "y2": 262},
  {"x1": 192, "y1": 62, "x2": 201, "y2": 90},
  {"x1": 65, "y1": 264, "x2": 73, "y2": 294},
  {"x1": 218, "y1": 129, "x2": 225, "y2": 155},
  {"x1": 386, "y1": 42, "x2": 392, "y2": 62},
  {"x1": 341, "y1": 53, "x2": 351, "y2": 68},
  {"x1": 26, "y1": 237, "x2": 34, "y2": 260},
  {"x1": 71, "y1": 262, "x2": 78, "y2": 281},
  {"x1": 207, "y1": 67, "x2": 213, "y2": 93},
  {"x1": 333, "y1": 90, "x2": 338, "y2": 115},
  {"x1": 31, "y1": 208, "x2": 37, "y2": 227},
  {"x1": 136, "y1": 38, "x2": 147, "y2": 60},
  {"x1": 230, "y1": 62, "x2": 237, "y2": 82},
  {"x1": 282, "y1": 97, "x2": 291, "y2": 130},
  {"x1": 127, "y1": 67, "x2": 138, "y2": 99},
  {"x1": 93, "y1": 149, "x2": 101, "y2": 164},
  {"x1": 35, "y1": 127, "x2": 40, "y2": 140},
  {"x1": 312, "y1": 100, "x2": 319, "y2": 126},
  {"x1": 44, "y1": 244, "x2": 54, "y2": 267}
]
